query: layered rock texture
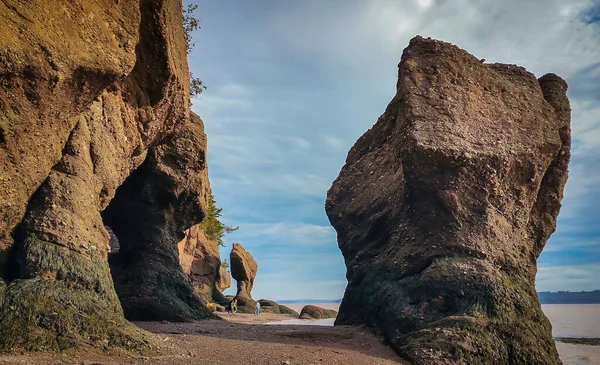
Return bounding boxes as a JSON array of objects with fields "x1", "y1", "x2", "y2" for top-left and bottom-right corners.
[
  {"x1": 230, "y1": 243, "x2": 258, "y2": 313},
  {"x1": 177, "y1": 224, "x2": 230, "y2": 304},
  {"x1": 0, "y1": 0, "x2": 213, "y2": 351},
  {"x1": 326, "y1": 36, "x2": 570, "y2": 365}
]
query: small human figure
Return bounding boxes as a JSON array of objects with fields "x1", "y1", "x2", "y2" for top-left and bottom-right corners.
[
  {"x1": 254, "y1": 301, "x2": 261, "y2": 316},
  {"x1": 231, "y1": 298, "x2": 238, "y2": 314}
]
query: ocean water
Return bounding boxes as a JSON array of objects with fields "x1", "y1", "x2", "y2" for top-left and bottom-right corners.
[
  {"x1": 271, "y1": 303, "x2": 600, "y2": 364},
  {"x1": 542, "y1": 304, "x2": 600, "y2": 338}
]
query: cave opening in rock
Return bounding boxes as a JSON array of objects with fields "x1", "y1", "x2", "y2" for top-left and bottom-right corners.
[
  {"x1": 100, "y1": 163, "x2": 148, "y2": 318},
  {"x1": 100, "y1": 156, "x2": 211, "y2": 322}
]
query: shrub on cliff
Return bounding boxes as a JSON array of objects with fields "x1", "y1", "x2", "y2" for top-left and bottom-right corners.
[{"x1": 200, "y1": 192, "x2": 238, "y2": 247}]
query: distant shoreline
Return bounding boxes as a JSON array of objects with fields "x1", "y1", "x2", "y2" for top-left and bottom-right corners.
[
  {"x1": 275, "y1": 292, "x2": 600, "y2": 305},
  {"x1": 555, "y1": 337, "x2": 600, "y2": 346},
  {"x1": 539, "y1": 291, "x2": 600, "y2": 304}
]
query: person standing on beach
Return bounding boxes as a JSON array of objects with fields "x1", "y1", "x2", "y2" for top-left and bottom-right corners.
[
  {"x1": 254, "y1": 301, "x2": 261, "y2": 316},
  {"x1": 232, "y1": 298, "x2": 238, "y2": 313}
]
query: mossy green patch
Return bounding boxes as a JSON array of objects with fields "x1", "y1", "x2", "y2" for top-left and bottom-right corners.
[
  {"x1": 0, "y1": 234, "x2": 153, "y2": 352},
  {"x1": 0, "y1": 278, "x2": 5, "y2": 306},
  {"x1": 0, "y1": 278, "x2": 150, "y2": 352},
  {"x1": 155, "y1": 271, "x2": 214, "y2": 321},
  {"x1": 257, "y1": 299, "x2": 299, "y2": 316}
]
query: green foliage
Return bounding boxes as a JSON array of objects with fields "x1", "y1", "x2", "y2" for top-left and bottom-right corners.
[
  {"x1": 190, "y1": 72, "x2": 207, "y2": 98},
  {"x1": 0, "y1": 235, "x2": 150, "y2": 352},
  {"x1": 221, "y1": 259, "x2": 229, "y2": 270},
  {"x1": 183, "y1": 4, "x2": 199, "y2": 54},
  {"x1": 182, "y1": 4, "x2": 207, "y2": 98},
  {"x1": 201, "y1": 192, "x2": 238, "y2": 247}
]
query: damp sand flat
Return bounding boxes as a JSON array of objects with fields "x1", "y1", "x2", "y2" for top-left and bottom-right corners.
[
  {"x1": 1, "y1": 305, "x2": 598, "y2": 364},
  {"x1": 0, "y1": 314, "x2": 406, "y2": 365}
]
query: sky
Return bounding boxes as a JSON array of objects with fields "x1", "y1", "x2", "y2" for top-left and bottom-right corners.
[{"x1": 186, "y1": 0, "x2": 600, "y2": 300}]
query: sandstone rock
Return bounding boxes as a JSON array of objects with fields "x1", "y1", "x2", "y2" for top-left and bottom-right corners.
[
  {"x1": 298, "y1": 305, "x2": 338, "y2": 320},
  {"x1": 326, "y1": 36, "x2": 570, "y2": 365},
  {"x1": 177, "y1": 224, "x2": 229, "y2": 304},
  {"x1": 258, "y1": 299, "x2": 299, "y2": 316},
  {"x1": 217, "y1": 265, "x2": 232, "y2": 292},
  {"x1": 230, "y1": 243, "x2": 258, "y2": 313},
  {"x1": 0, "y1": 0, "x2": 213, "y2": 352},
  {"x1": 106, "y1": 226, "x2": 120, "y2": 253}
]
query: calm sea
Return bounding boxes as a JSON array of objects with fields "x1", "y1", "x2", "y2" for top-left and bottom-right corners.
[{"x1": 271, "y1": 303, "x2": 600, "y2": 365}]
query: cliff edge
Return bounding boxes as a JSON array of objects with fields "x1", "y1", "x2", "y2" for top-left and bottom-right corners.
[{"x1": 0, "y1": 0, "x2": 213, "y2": 352}]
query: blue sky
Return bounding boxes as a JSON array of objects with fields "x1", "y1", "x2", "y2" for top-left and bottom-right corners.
[{"x1": 186, "y1": 0, "x2": 600, "y2": 300}]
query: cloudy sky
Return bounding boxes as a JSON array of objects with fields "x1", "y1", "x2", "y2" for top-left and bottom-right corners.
[{"x1": 186, "y1": 0, "x2": 600, "y2": 300}]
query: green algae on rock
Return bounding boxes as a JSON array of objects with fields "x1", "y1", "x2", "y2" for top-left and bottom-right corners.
[{"x1": 258, "y1": 299, "x2": 299, "y2": 316}]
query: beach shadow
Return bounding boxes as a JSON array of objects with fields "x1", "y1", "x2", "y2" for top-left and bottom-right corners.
[{"x1": 134, "y1": 318, "x2": 408, "y2": 364}]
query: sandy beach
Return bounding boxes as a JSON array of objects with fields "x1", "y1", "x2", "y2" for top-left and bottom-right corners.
[
  {"x1": 1, "y1": 304, "x2": 599, "y2": 364},
  {"x1": 0, "y1": 312, "x2": 407, "y2": 365}
]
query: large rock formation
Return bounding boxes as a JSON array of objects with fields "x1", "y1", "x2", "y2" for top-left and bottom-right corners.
[
  {"x1": 230, "y1": 243, "x2": 258, "y2": 312},
  {"x1": 0, "y1": 0, "x2": 213, "y2": 352},
  {"x1": 177, "y1": 224, "x2": 230, "y2": 304},
  {"x1": 326, "y1": 36, "x2": 570, "y2": 365}
]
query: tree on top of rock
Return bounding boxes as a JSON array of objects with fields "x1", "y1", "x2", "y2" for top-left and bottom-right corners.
[{"x1": 200, "y1": 192, "x2": 238, "y2": 247}]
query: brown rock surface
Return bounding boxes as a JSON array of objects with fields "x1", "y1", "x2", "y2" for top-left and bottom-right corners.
[
  {"x1": 298, "y1": 305, "x2": 338, "y2": 320},
  {"x1": 0, "y1": 0, "x2": 213, "y2": 352},
  {"x1": 177, "y1": 224, "x2": 229, "y2": 304},
  {"x1": 230, "y1": 243, "x2": 258, "y2": 312},
  {"x1": 217, "y1": 266, "x2": 232, "y2": 291},
  {"x1": 326, "y1": 36, "x2": 570, "y2": 365}
]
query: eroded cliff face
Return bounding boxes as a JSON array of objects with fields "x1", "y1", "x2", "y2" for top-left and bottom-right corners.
[
  {"x1": 326, "y1": 36, "x2": 570, "y2": 365},
  {"x1": 0, "y1": 0, "x2": 213, "y2": 351},
  {"x1": 177, "y1": 224, "x2": 230, "y2": 304}
]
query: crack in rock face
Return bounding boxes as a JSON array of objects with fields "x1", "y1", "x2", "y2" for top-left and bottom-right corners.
[{"x1": 326, "y1": 36, "x2": 570, "y2": 365}]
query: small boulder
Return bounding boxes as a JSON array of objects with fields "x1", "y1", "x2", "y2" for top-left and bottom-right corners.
[
  {"x1": 258, "y1": 299, "x2": 299, "y2": 316},
  {"x1": 299, "y1": 305, "x2": 338, "y2": 320}
]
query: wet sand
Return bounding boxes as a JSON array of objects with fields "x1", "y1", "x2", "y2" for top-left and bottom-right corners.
[
  {"x1": 0, "y1": 313, "x2": 408, "y2": 365},
  {"x1": 1, "y1": 305, "x2": 598, "y2": 364}
]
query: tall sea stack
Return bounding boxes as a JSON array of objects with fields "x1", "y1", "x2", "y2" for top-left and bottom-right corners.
[{"x1": 326, "y1": 36, "x2": 570, "y2": 365}]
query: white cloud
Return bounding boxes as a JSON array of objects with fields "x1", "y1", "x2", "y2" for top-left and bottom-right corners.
[
  {"x1": 323, "y1": 136, "x2": 346, "y2": 151},
  {"x1": 416, "y1": 0, "x2": 433, "y2": 11},
  {"x1": 544, "y1": 238, "x2": 600, "y2": 253},
  {"x1": 237, "y1": 222, "x2": 336, "y2": 246},
  {"x1": 218, "y1": 82, "x2": 253, "y2": 97},
  {"x1": 536, "y1": 264, "x2": 600, "y2": 291},
  {"x1": 193, "y1": 0, "x2": 600, "y2": 297},
  {"x1": 571, "y1": 100, "x2": 600, "y2": 152}
]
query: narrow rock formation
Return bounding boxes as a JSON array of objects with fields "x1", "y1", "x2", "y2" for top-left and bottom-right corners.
[
  {"x1": 0, "y1": 0, "x2": 213, "y2": 351},
  {"x1": 326, "y1": 36, "x2": 570, "y2": 365},
  {"x1": 217, "y1": 265, "x2": 232, "y2": 292},
  {"x1": 230, "y1": 243, "x2": 258, "y2": 312},
  {"x1": 177, "y1": 224, "x2": 230, "y2": 304}
]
